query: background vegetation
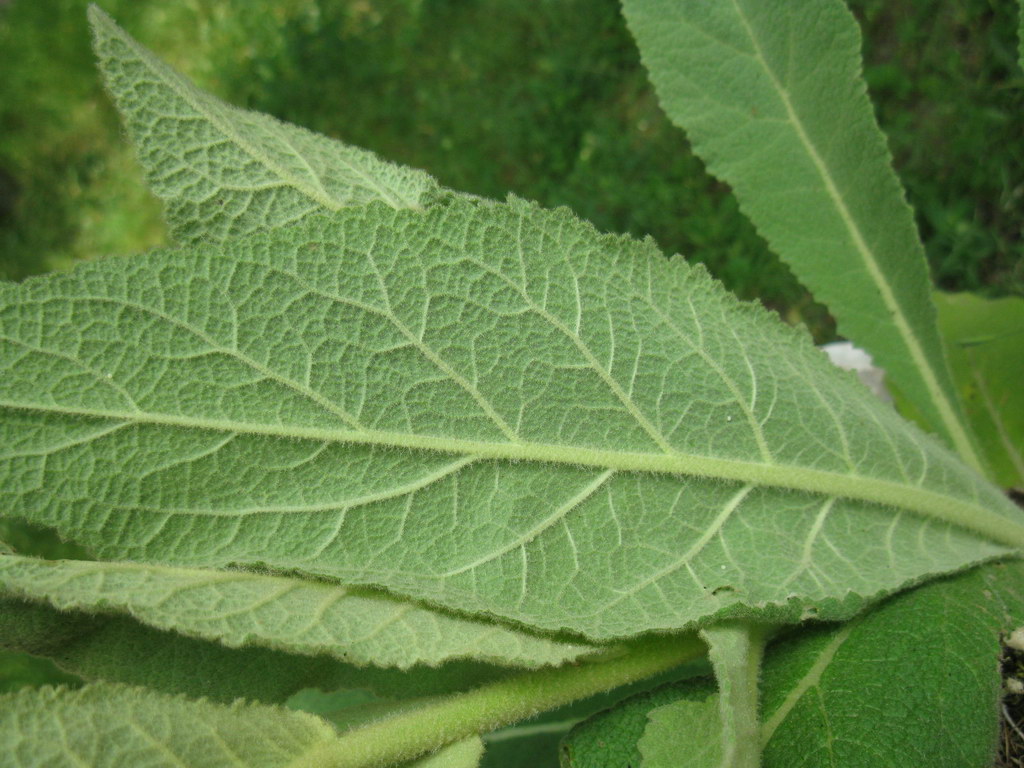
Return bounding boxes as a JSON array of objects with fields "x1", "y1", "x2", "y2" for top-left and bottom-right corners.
[{"x1": 2, "y1": 0, "x2": 1021, "y2": 344}]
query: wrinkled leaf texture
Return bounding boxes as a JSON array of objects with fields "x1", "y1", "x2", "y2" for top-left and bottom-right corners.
[
  {"x1": 1, "y1": 195, "x2": 1020, "y2": 644},
  {"x1": 0, "y1": 554, "x2": 597, "y2": 669},
  {"x1": 0, "y1": 683, "x2": 484, "y2": 768},
  {"x1": 88, "y1": 5, "x2": 442, "y2": 246}
]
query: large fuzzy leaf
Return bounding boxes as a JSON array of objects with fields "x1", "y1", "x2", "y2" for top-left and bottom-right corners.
[
  {"x1": 0, "y1": 197, "x2": 1020, "y2": 642},
  {"x1": 0, "y1": 554, "x2": 596, "y2": 669},
  {"x1": 88, "y1": 6, "x2": 442, "y2": 246},
  {"x1": 620, "y1": 0, "x2": 981, "y2": 469}
]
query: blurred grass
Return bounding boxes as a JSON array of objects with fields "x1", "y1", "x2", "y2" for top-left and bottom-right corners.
[{"x1": 2, "y1": 0, "x2": 1021, "y2": 340}]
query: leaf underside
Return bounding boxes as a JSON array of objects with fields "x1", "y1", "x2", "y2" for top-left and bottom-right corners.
[
  {"x1": 0, "y1": 554, "x2": 597, "y2": 670},
  {"x1": 1, "y1": 196, "x2": 1019, "y2": 643},
  {"x1": 88, "y1": 5, "x2": 442, "y2": 247}
]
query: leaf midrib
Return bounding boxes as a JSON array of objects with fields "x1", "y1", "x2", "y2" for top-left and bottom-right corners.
[
  {"x1": 727, "y1": 0, "x2": 982, "y2": 471},
  {"x1": 4, "y1": 398, "x2": 1021, "y2": 549}
]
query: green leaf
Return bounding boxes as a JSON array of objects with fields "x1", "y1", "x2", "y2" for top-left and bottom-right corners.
[
  {"x1": 0, "y1": 597, "x2": 508, "y2": 704},
  {"x1": 934, "y1": 292, "x2": 1024, "y2": 490},
  {"x1": 482, "y1": 653, "x2": 710, "y2": 768},
  {"x1": 760, "y1": 560, "x2": 1024, "y2": 767},
  {"x1": 87, "y1": 5, "x2": 442, "y2": 246},
  {"x1": 567, "y1": 560, "x2": 1024, "y2": 768},
  {"x1": 0, "y1": 554, "x2": 596, "y2": 669},
  {"x1": 561, "y1": 677, "x2": 717, "y2": 768},
  {"x1": 638, "y1": 695, "x2": 723, "y2": 768},
  {"x1": 0, "y1": 682, "x2": 346, "y2": 768},
  {"x1": 481, "y1": 665, "x2": 696, "y2": 768},
  {"x1": 1, "y1": 198, "x2": 1020, "y2": 642},
  {"x1": 620, "y1": 0, "x2": 981, "y2": 469},
  {"x1": 638, "y1": 622, "x2": 769, "y2": 768}
]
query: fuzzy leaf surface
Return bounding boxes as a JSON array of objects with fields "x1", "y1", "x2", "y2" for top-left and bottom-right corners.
[
  {"x1": 760, "y1": 560, "x2": 1024, "y2": 767},
  {"x1": 0, "y1": 197, "x2": 1020, "y2": 641},
  {"x1": 561, "y1": 678, "x2": 717, "y2": 768},
  {"x1": 566, "y1": 561, "x2": 1024, "y2": 768},
  {"x1": 620, "y1": 0, "x2": 979, "y2": 466},
  {"x1": 638, "y1": 695, "x2": 723, "y2": 768},
  {"x1": 0, "y1": 554, "x2": 595, "y2": 669},
  {"x1": 0, "y1": 683, "x2": 345, "y2": 768},
  {"x1": 88, "y1": 6, "x2": 441, "y2": 246}
]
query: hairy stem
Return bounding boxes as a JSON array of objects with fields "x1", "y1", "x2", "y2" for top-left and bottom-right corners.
[
  {"x1": 291, "y1": 634, "x2": 706, "y2": 768},
  {"x1": 700, "y1": 621, "x2": 773, "y2": 768}
]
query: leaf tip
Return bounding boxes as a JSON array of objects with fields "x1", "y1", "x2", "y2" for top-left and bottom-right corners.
[{"x1": 86, "y1": 4, "x2": 115, "y2": 33}]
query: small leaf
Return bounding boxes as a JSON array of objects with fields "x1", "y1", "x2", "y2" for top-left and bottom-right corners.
[
  {"x1": 561, "y1": 677, "x2": 717, "y2": 768},
  {"x1": 1, "y1": 197, "x2": 1021, "y2": 642},
  {"x1": 638, "y1": 695, "x2": 723, "y2": 768},
  {"x1": 934, "y1": 292, "x2": 1024, "y2": 490},
  {"x1": 0, "y1": 683, "x2": 345, "y2": 768},
  {"x1": 88, "y1": 5, "x2": 442, "y2": 246},
  {"x1": 0, "y1": 554, "x2": 596, "y2": 669},
  {"x1": 620, "y1": 0, "x2": 981, "y2": 468}
]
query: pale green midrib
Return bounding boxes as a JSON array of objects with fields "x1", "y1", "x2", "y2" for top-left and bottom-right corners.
[
  {"x1": 92, "y1": 10, "x2": 408, "y2": 212},
  {"x1": 728, "y1": 1, "x2": 983, "y2": 472},
  {"x1": 759, "y1": 619, "x2": 857, "y2": 746},
  {"x1": 3, "y1": 398, "x2": 1022, "y2": 550}
]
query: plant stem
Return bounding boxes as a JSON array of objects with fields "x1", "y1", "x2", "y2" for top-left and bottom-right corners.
[
  {"x1": 699, "y1": 621, "x2": 773, "y2": 768},
  {"x1": 290, "y1": 634, "x2": 706, "y2": 768}
]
